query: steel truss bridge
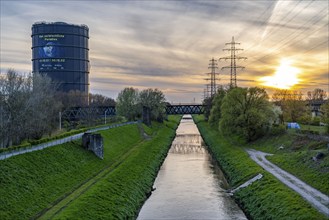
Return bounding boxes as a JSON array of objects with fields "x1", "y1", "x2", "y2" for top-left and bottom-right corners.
[{"x1": 61, "y1": 104, "x2": 205, "y2": 121}]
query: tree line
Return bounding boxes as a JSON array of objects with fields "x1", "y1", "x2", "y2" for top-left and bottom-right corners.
[
  {"x1": 0, "y1": 69, "x2": 116, "y2": 148},
  {"x1": 115, "y1": 87, "x2": 166, "y2": 122},
  {"x1": 204, "y1": 86, "x2": 329, "y2": 142}
]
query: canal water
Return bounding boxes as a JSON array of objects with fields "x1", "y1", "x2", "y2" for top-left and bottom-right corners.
[{"x1": 137, "y1": 115, "x2": 247, "y2": 220}]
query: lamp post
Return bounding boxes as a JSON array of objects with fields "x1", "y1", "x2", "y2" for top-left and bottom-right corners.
[
  {"x1": 104, "y1": 109, "x2": 108, "y2": 124},
  {"x1": 59, "y1": 111, "x2": 62, "y2": 130}
]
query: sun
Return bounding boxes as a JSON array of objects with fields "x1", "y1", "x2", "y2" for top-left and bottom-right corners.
[{"x1": 260, "y1": 59, "x2": 301, "y2": 89}]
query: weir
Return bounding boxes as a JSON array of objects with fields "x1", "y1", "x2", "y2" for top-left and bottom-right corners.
[{"x1": 137, "y1": 115, "x2": 247, "y2": 219}]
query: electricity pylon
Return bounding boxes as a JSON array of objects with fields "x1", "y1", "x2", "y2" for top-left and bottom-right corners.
[
  {"x1": 219, "y1": 36, "x2": 247, "y2": 88},
  {"x1": 204, "y1": 58, "x2": 219, "y2": 98}
]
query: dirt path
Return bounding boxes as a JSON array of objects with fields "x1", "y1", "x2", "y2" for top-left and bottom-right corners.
[{"x1": 246, "y1": 149, "x2": 329, "y2": 217}]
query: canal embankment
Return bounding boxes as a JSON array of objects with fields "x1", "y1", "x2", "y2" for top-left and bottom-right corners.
[
  {"x1": 194, "y1": 115, "x2": 328, "y2": 220},
  {"x1": 138, "y1": 115, "x2": 247, "y2": 219},
  {"x1": 0, "y1": 116, "x2": 180, "y2": 219}
]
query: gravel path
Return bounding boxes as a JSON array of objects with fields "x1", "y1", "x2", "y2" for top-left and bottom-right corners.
[{"x1": 246, "y1": 149, "x2": 329, "y2": 217}]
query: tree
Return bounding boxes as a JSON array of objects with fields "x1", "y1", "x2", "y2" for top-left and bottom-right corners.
[
  {"x1": 0, "y1": 69, "x2": 61, "y2": 147},
  {"x1": 89, "y1": 93, "x2": 115, "y2": 106},
  {"x1": 202, "y1": 96, "x2": 213, "y2": 121},
  {"x1": 272, "y1": 89, "x2": 306, "y2": 122},
  {"x1": 307, "y1": 88, "x2": 327, "y2": 101},
  {"x1": 0, "y1": 69, "x2": 29, "y2": 146},
  {"x1": 116, "y1": 87, "x2": 140, "y2": 121},
  {"x1": 26, "y1": 74, "x2": 62, "y2": 139},
  {"x1": 208, "y1": 86, "x2": 227, "y2": 129},
  {"x1": 139, "y1": 88, "x2": 166, "y2": 122},
  {"x1": 320, "y1": 102, "x2": 329, "y2": 134},
  {"x1": 55, "y1": 90, "x2": 88, "y2": 108},
  {"x1": 220, "y1": 87, "x2": 276, "y2": 142}
]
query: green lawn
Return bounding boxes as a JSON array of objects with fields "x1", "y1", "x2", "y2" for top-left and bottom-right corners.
[
  {"x1": 0, "y1": 116, "x2": 180, "y2": 220},
  {"x1": 300, "y1": 124, "x2": 327, "y2": 134},
  {"x1": 53, "y1": 117, "x2": 180, "y2": 219},
  {"x1": 249, "y1": 129, "x2": 329, "y2": 195}
]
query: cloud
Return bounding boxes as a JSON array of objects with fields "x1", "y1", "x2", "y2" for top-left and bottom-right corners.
[{"x1": 1, "y1": 0, "x2": 328, "y2": 103}]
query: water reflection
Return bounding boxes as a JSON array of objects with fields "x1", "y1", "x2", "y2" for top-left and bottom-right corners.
[{"x1": 137, "y1": 115, "x2": 247, "y2": 220}]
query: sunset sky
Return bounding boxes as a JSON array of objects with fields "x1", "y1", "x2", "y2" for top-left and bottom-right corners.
[{"x1": 1, "y1": 0, "x2": 328, "y2": 103}]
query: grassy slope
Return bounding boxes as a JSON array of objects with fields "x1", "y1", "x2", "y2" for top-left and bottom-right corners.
[
  {"x1": 249, "y1": 131, "x2": 329, "y2": 195},
  {"x1": 194, "y1": 115, "x2": 327, "y2": 220},
  {"x1": 52, "y1": 116, "x2": 180, "y2": 219},
  {"x1": 0, "y1": 124, "x2": 142, "y2": 219}
]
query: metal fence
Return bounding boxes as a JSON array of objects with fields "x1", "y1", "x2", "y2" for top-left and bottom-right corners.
[{"x1": 0, "y1": 121, "x2": 137, "y2": 161}]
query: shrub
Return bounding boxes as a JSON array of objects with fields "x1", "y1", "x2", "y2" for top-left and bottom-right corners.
[
  {"x1": 311, "y1": 117, "x2": 320, "y2": 126},
  {"x1": 270, "y1": 124, "x2": 286, "y2": 136}
]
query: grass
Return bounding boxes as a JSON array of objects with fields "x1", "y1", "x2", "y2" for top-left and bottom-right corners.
[
  {"x1": 0, "y1": 116, "x2": 180, "y2": 220},
  {"x1": 193, "y1": 115, "x2": 327, "y2": 220},
  {"x1": 300, "y1": 124, "x2": 326, "y2": 134},
  {"x1": 0, "y1": 124, "x2": 141, "y2": 219},
  {"x1": 50, "y1": 116, "x2": 180, "y2": 219},
  {"x1": 249, "y1": 130, "x2": 329, "y2": 195}
]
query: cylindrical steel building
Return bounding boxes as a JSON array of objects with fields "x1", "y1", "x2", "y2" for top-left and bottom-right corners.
[{"x1": 31, "y1": 22, "x2": 89, "y2": 104}]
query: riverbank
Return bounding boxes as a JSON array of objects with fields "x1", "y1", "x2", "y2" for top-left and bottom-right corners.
[
  {"x1": 0, "y1": 116, "x2": 180, "y2": 219},
  {"x1": 194, "y1": 115, "x2": 327, "y2": 220}
]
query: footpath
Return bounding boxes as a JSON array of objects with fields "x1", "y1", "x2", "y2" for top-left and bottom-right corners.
[
  {"x1": 246, "y1": 149, "x2": 329, "y2": 217},
  {"x1": 0, "y1": 121, "x2": 137, "y2": 161}
]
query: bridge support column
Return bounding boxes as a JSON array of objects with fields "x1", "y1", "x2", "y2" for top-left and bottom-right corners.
[{"x1": 142, "y1": 106, "x2": 151, "y2": 126}]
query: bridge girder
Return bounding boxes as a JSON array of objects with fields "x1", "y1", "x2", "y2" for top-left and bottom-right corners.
[{"x1": 61, "y1": 104, "x2": 205, "y2": 121}]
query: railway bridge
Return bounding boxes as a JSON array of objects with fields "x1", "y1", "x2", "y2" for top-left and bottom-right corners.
[{"x1": 61, "y1": 104, "x2": 206, "y2": 121}]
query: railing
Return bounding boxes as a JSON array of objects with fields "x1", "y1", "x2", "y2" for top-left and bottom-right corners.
[{"x1": 0, "y1": 121, "x2": 137, "y2": 161}]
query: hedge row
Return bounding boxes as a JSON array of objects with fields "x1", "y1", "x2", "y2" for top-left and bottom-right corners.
[
  {"x1": 0, "y1": 119, "x2": 129, "y2": 154},
  {"x1": 0, "y1": 128, "x2": 87, "y2": 153}
]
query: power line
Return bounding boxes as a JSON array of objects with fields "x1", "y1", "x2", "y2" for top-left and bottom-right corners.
[
  {"x1": 240, "y1": 0, "x2": 321, "y2": 59},
  {"x1": 219, "y1": 36, "x2": 247, "y2": 88},
  {"x1": 204, "y1": 58, "x2": 219, "y2": 99}
]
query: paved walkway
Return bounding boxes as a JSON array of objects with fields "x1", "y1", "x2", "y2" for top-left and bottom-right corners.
[
  {"x1": 0, "y1": 122, "x2": 137, "y2": 161},
  {"x1": 246, "y1": 149, "x2": 329, "y2": 217}
]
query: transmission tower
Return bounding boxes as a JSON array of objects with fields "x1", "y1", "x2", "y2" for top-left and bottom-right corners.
[
  {"x1": 204, "y1": 58, "x2": 219, "y2": 98},
  {"x1": 219, "y1": 36, "x2": 247, "y2": 88}
]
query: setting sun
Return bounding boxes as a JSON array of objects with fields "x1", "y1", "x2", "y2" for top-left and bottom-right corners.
[{"x1": 260, "y1": 59, "x2": 301, "y2": 89}]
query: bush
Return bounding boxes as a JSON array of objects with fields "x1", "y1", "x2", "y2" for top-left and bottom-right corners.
[
  {"x1": 299, "y1": 130, "x2": 320, "y2": 135},
  {"x1": 297, "y1": 114, "x2": 312, "y2": 125},
  {"x1": 311, "y1": 117, "x2": 320, "y2": 126},
  {"x1": 270, "y1": 124, "x2": 286, "y2": 136},
  {"x1": 0, "y1": 143, "x2": 32, "y2": 153}
]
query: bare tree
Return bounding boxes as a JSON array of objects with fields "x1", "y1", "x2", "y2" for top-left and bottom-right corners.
[
  {"x1": 307, "y1": 88, "x2": 327, "y2": 101},
  {"x1": 89, "y1": 93, "x2": 115, "y2": 106},
  {"x1": 0, "y1": 69, "x2": 61, "y2": 148}
]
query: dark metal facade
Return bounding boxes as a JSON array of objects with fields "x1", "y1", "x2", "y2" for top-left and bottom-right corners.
[{"x1": 31, "y1": 22, "x2": 89, "y2": 97}]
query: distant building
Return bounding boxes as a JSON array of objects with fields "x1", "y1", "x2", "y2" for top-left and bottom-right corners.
[
  {"x1": 31, "y1": 22, "x2": 89, "y2": 105},
  {"x1": 308, "y1": 100, "x2": 326, "y2": 117}
]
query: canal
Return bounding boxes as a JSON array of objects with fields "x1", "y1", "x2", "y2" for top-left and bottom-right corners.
[{"x1": 137, "y1": 115, "x2": 247, "y2": 219}]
